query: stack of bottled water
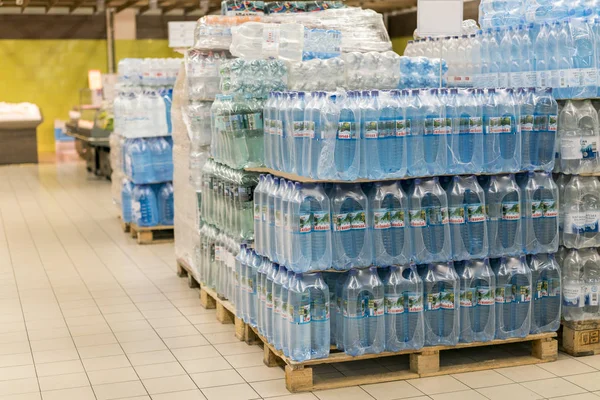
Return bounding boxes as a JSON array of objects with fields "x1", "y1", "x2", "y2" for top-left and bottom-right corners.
[
  {"x1": 398, "y1": 56, "x2": 448, "y2": 89},
  {"x1": 263, "y1": 0, "x2": 345, "y2": 14},
  {"x1": 556, "y1": 100, "x2": 600, "y2": 174},
  {"x1": 219, "y1": 58, "x2": 288, "y2": 98},
  {"x1": 263, "y1": 87, "x2": 557, "y2": 180},
  {"x1": 200, "y1": 159, "x2": 259, "y2": 241},
  {"x1": 343, "y1": 52, "x2": 402, "y2": 90},
  {"x1": 185, "y1": 49, "x2": 231, "y2": 102},
  {"x1": 121, "y1": 181, "x2": 175, "y2": 227},
  {"x1": 409, "y1": 19, "x2": 600, "y2": 99},
  {"x1": 117, "y1": 58, "x2": 181, "y2": 87},
  {"x1": 286, "y1": 58, "x2": 346, "y2": 91},
  {"x1": 210, "y1": 94, "x2": 265, "y2": 169},
  {"x1": 122, "y1": 137, "x2": 174, "y2": 184},
  {"x1": 561, "y1": 247, "x2": 600, "y2": 321},
  {"x1": 113, "y1": 88, "x2": 172, "y2": 138},
  {"x1": 194, "y1": 16, "x2": 261, "y2": 50}
]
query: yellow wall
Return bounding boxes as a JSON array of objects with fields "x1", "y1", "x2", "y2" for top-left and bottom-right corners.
[
  {"x1": 392, "y1": 36, "x2": 412, "y2": 55},
  {"x1": 0, "y1": 39, "x2": 180, "y2": 153}
]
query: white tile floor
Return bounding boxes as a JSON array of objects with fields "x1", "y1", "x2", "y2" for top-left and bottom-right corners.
[{"x1": 0, "y1": 162, "x2": 599, "y2": 400}]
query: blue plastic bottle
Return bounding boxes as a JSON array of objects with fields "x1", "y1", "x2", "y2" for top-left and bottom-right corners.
[
  {"x1": 132, "y1": 184, "x2": 159, "y2": 227},
  {"x1": 335, "y1": 91, "x2": 360, "y2": 180},
  {"x1": 121, "y1": 179, "x2": 134, "y2": 223},
  {"x1": 158, "y1": 182, "x2": 174, "y2": 225}
]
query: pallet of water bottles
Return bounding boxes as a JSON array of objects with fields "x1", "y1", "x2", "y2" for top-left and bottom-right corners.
[{"x1": 241, "y1": 318, "x2": 557, "y2": 392}]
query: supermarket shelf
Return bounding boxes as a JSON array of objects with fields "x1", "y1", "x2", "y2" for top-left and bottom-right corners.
[
  {"x1": 129, "y1": 222, "x2": 174, "y2": 245},
  {"x1": 561, "y1": 319, "x2": 600, "y2": 356},
  {"x1": 245, "y1": 167, "x2": 540, "y2": 183},
  {"x1": 243, "y1": 327, "x2": 557, "y2": 392}
]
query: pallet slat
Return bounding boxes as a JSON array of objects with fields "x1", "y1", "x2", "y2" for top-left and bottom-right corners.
[
  {"x1": 562, "y1": 319, "x2": 600, "y2": 356},
  {"x1": 130, "y1": 223, "x2": 174, "y2": 245}
]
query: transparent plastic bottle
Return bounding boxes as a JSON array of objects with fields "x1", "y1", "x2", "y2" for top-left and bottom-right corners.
[
  {"x1": 158, "y1": 182, "x2": 174, "y2": 226},
  {"x1": 409, "y1": 177, "x2": 452, "y2": 264},
  {"x1": 121, "y1": 179, "x2": 133, "y2": 223},
  {"x1": 447, "y1": 175, "x2": 488, "y2": 261},
  {"x1": 485, "y1": 174, "x2": 522, "y2": 257},
  {"x1": 132, "y1": 184, "x2": 159, "y2": 227},
  {"x1": 448, "y1": 89, "x2": 484, "y2": 175},
  {"x1": 421, "y1": 89, "x2": 448, "y2": 176},
  {"x1": 422, "y1": 261, "x2": 460, "y2": 346},
  {"x1": 457, "y1": 258, "x2": 496, "y2": 343},
  {"x1": 342, "y1": 267, "x2": 385, "y2": 356},
  {"x1": 494, "y1": 255, "x2": 532, "y2": 339},
  {"x1": 562, "y1": 249, "x2": 586, "y2": 321},
  {"x1": 559, "y1": 100, "x2": 600, "y2": 174},
  {"x1": 335, "y1": 91, "x2": 361, "y2": 180},
  {"x1": 384, "y1": 264, "x2": 424, "y2": 351},
  {"x1": 563, "y1": 175, "x2": 600, "y2": 249},
  {"x1": 529, "y1": 253, "x2": 561, "y2": 334},
  {"x1": 582, "y1": 248, "x2": 600, "y2": 319},
  {"x1": 522, "y1": 171, "x2": 559, "y2": 254}
]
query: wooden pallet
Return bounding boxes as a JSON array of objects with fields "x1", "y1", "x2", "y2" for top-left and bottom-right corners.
[
  {"x1": 562, "y1": 319, "x2": 600, "y2": 356},
  {"x1": 246, "y1": 326, "x2": 557, "y2": 393},
  {"x1": 119, "y1": 216, "x2": 130, "y2": 233},
  {"x1": 129, "y1": 223, "x2": 174, "y2": 245},
  {"x1": 199, "y1": 285, "x2": 247, "y2": 341},
  {"x1": 176, "y1": 258, "x2": 199, "y2": 289}
]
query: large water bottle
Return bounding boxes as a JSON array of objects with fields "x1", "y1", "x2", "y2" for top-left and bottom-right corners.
[
  {"x1": 563, "y1": 175, "x2": 600, "y2": 248},
  {"x1": 158, "y1": 182, "x2": 174, "y2": 226},
  {"x1": 384, "y1": 264, "x2": 424, "y2": 351},
  {"x1": 406, "y1": 90, "x2": 425, "y2": 176},
  {"x1": 547, "y1": 22, "x2": 560, "y2": 92},
  {"x1": 571, "y1": 19, "x2": 597, "y2": 99},
  {"x1": 264, "y1": 262, "x2": 279, "y2": 343},
  {"x1": 521, "y1": 25, "x2": 537, "y2": 88},
  {"x1": 265, "y1": 176, "x2": 279, "y2": 261},
  {"x1": 283, "y1": 271, "x2": 297, "y2": 357},
  {"x1": 383, "y1": 90, "x2": 407, "y2": 178},
  {"x1": 281, "y1": 269, "x2": 294, "y2": 356},
  {"x1": 422, "y1": 261, "x2": 459, "y2": 346},
  {"x1": 495, "y1": 255, "x2": 532, "y2": 339},
  {"x1": 556, "y1": 21, "x2": 574, "y2": 99},
  {"x1": 273, "y1": 178, "x2": 286, "y2": 264},
  {"x1": 581, "y1": 248, "x2": 600, "y2": 319},
  {"x1": 457, "y1": 258, "x2": 496, "y2": 343},
  {"x1": 559, "y1": 100, "x2": 600, "y2": 174},
  {"x1": 486, "y1": 174, "x2": 522, "y2": 257},
  {"x1": 409, "y1": 178, "x2": 452, "y2": 264},
  {"x1": 331, "y1": 183, "x2": 371, "y2": 270},
  {"x1": 529, "y1": 253, "x2": 561, "y2": 334},
  {"x1": 263, "y1": 93, "x2": 275, "y2": 169},
  {"x1": 447, "y1": 89, "x2": 484, "y2": 175},
  {"x1": 488, "y1": 30, "x2": 501, "y2": 88},
  {"x1": 132, "y1": 184, "x2": 159, "y2": 227},
  {"x1": 290, "y1": 92, "x2": 307, "y2": 176},
  {"x1": 126, "y1": 139, "x2": 154, "y2": 183},
  {"x1": 361, "y1": 90, "x2": 382, "y2": 179},
  {"x1": 369, "y1": 181, "x2": 411, "y2": 266},
  {"x1": 534, "y1": 88, "x2": 558, "y2": 172},
  {"x1": 335, "y1": 91, "x2": 360, "y2": 180},
  {"x1": 271, "y1": 265, "x2": 287, "y2": 351},
  {"x1": 421, "y1": 89, "x2": 448, "y2": 176},
  {"x1": 562, "y1": 249, "x2": 585, "y2": 321},
  {"x1": 334, "y1": 272, "x2": 347, "y2": 351},
  {"x1": 272, "y1": 92, "x2": 283, "y2": 171},
  {"x1": 447, "y1": 176, "x2": 488, "y2": 261},
  {"x1": 309, "y1": 272, "x2": 330, "y2": 360},
  {"x1": 501, "y1": 27, "x2": 516, "y2": 88},
  {"x1": 256, "y1": 256, "x2": 268, "y2": 336},
  {"x1": 522, "y1": 172, "x2": 559, "y2": 254},
  {"x1": 253, "y1": 175, "x2": 265, "y2": 256},
  {"x1": 121, "y1": 179, "x2": 133, "y2": 223},
  {"x1": 288, "y1": 272, "x2": 311, "y2": 361},
  {"x1": 535, "y1": 23, "x2": 550, "y2": 87},
  {"x1": 342, "y1": 267, "x2": 385, "y2": 356}
]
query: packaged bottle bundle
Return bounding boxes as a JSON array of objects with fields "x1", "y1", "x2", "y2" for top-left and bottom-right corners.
[
  {"x1": 185, "y1": 49, "x2": 231, "y2": 102},
  {"x1": 122, "y1": 137, "x2": 174, "y2": 184},
  {"x1": 263, "y1": 87, "x2": 556, "y2": 181},
  {"x1": 561, "y1": 247, "x2": 600, "y2": 322},
  {"x1": 556, "y1": 100, "x2": 600, "y2": 174},
  {"x1": 219, "y1": 58, "x2": 288, "y2": 98},
  {"x1": 342, "y1": 51, "x2": 401, "y2": 90},
  {"x1": 398, "y1": 56, "x2": 448, "y2": 89},
  {"x1": 113, "y1": 88, "x2": 173, "y2": 138},
  {"x1": 559, "y1": 175, "x2": 600, "y2": 249},
  {"x1": 194, "y1": 15, "x2": 262, "y2": 50},
  {"x1": 263, "y1": 0, "x2": 345, "y2": 14},
  {"x1": 121, "y1": 181, "x2": 174, "y2": 227}
]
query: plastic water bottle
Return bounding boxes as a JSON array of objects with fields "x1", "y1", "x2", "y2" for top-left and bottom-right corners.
[
  {"x1": 529, "y1": 253, "x2": 561, "y2": 334},
  {"x1": 421, "y1": 89, "x2": 448, "y2": 176},
  {"x1": 256, "y1": 257, "x2": 268, "y2": 336},
  {"x1": 281, "y1": 269, "x2": 293, "y2": 356},
  {"x1": 307, "y1": 92, "x2": 326, "y2": 179},
  {"x1": 308, "y1": 272, "x2": 330, "y2": 360},
  {"x1": 263, "y1": 93, "x2": 275, "y2": 169},
  {"x1": 271, "y1": 265, "x2": 286, "y2": 350},
  {"x1": 409, "y1": 178, "x2": 452, "y2": 264},
  {"x1": 447, "y1": 89, "x2": 484, "y2": 175},
  {"x1": 556, "y1": 21, "x2": 573, "y2": 99},
  {"x1": 158, "y1": 182, "x2": 174, "y2": 226},
  {"x1": 273, "y1": 178, "x2": 286, "y2": 264},
  {"x1": 342, "y1": 267, "x2": 385, "y2": 356},
  {"x1": 535, "y1": 23, "x2": 550, "y2": 87},
  {"x1": 581, "y1": 248, "x2": 600, "y2": 319},
  {"x1": 485, "y1": 174, "x2": 522, "y2": 257},
  {"x1": 406, "y1": 90, "x2": 426, "y2": 176},
  {"x1": 361, "y1": 90, "x2": 382, "y2": 179},
  {"x1": 384, "y1": 264, "x2": 424, "y2": 351},
  {"x1": 522, "y1": 172, "x2": 559, "y2": 254},
  {"x1": 500, "y1": 27, "x2": 514, "y2": 88},
  {"x1": 132, "y1": 185, "x2": 159, "y2": 227},
  {"x1": 533, "y1": 88, "x2": 558, "y2": 172},
  {"x1": 562, "y1": 249, "x2": 585, "y2": 321},
  {"x1": 121, "y1": 179, "x2": 133, "y2": 223},
  {"x1": 457, "y1": 258, "x2": 496, "y2": 343},
  {"x1": 447, "y1": 176, "x2": 488, "y2": 261},
  {"x1": 495, "y1": 255, "x2": 532, "y2": 339},
  {"x1": 520, "y1": 25, "x2": 537, "y2": 88},
  {"x1": 290, "y1": 92, "x2": 307, "y2": 176},
  {"x1": 283, "y1": 271, "x2": 297, "y2": 357},
  {"x1": 331, "y1": 183, "x2": 371, "y2": 270},
  {"x1": 571, "y1": 19, "x2": 597, "y2": 99},
  {"x1": 558, "y1": 100, "x2": 600, "y2": 174},
  {"x1": 265, "y1": 177, "x2": 279, "y2": 261},
  {"x1": 383, "y1": 90, "x2": 407, "y2": 178},
  {"x1": 422, "y1": 261, "x2": 459, "y2": 346},
  {"x1": 369, "y1": 181, "x2": 411, "y2": 266},
  {"x1": 126, "y1": 139, "x2": 154, "y2": 184},
  {"x1": 335, "y1": 91, "x2": 360, "y2": 180},
  {"x1": 288, "y1": 272, "x2": 311, "y2": 361},
  {"x1": 264, "y1": 262, "x2": 279, "y2": 343}
]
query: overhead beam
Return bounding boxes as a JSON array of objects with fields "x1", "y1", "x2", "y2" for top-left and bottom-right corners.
[
  {"x1": 161, "y1": 1, "x2": 184, "y2": 14},
  {"x1": 46, "y1": 0, "x2": 60, "y2": 12},
  {"x1": 69, "y1": 0, "x2": 86, "y2": 12},
  {"x1": 137, "y1": 2, "x2": 150, "y2": 13},
  {"x1": 115, "y1": 0, "x2": 138, "y2": 12}
]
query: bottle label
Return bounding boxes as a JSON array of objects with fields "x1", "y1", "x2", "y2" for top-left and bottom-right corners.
[
  {"x1": 500, "y1": 116, "x2": 514, "y2": 133},
  {"x1": 304, "y1": 120, "x2": 315, "y2": 138},
  {"x1": 444, "y1": 118, "x2": 453, "y2": 134},
  {"x1": 292, "y1": 303, "x2": 311, "y2": 324},
  {"x1": 407, "y1": 292, "x2": 423, "y2": 312},
  {"x1": 530, "y1": 200, "x2": 543, "y2": 218},
  {"x1": 266, "y1": 291, "x2": 273, "y2": 309},
  {"x1": 585, "y1": 285, "x2": 599, "y2": 306},
  {"x1": 277, "y1": 120, "x2": 283, "y2": 136},
  {"x1": 548, "y1": 278, "x2": 561, "y2": 297},
  {"x1": 581, "y1": 138, "x2": 599, "y2": 159},
  {"x1": 449, "y1": 206, "x2": 465, "y2": 224},
  {"x1": 275, "y1": 210, "x2": 282, "y2": 227},
  {"x1": 441, "y1": 290, "x2": 455, "y2": 309},
  {"x1": 367, "y1": 298, "x2": 384, "y2": 317},
  {"x1": 373, "y1": 209, "x2": 391, "y2": 230},
  {"x1": 467, "y1": 204, "x2": 486, "y2": 223},
  {"x1": 460, "y1": 288, "x2": 475, "y2": 307},
  {"x1": 312, "y1": 211, "x2": 330, "y2": 232},
  {"x1": 535, "y1": 279, "x2": 548, "y2": 300},
  {"x1": 478, "y1": 287, "x2": 494, "y2": 305},
  {"x1": 537, "y1": 70, "x2": 548, "y2": 88},
  {"x1": 396, "y1": 119, "x2": 408, "y2": 137},
  {"x1": 502, "y1": 201, "x2": 520, "y2": 220},
  {"x1": 425, "y1": 117, "x2": 446, "y2": 135},
  {"x1": 548, "y1": 115, "x2": 558, "y2": 132},
  {"x1": 267, "y1": 204, "x2": 275, "y2": 225},
  {"x1": 333, "y1": 213, "x2": 351, "y2": 232},
  {"x1": 522, "y1": 71, "x2": 537, "y2": 88},
  {"x1": 515, "y1": 285, "x2": 531, "y2": 303},
  {"x1": 409, "y1": 209, "x2": 426, "y2": 227},
  {"x1": 254, "y1": 204, "x2": 261, "y2": 220},
  {"x1": 384, "y1": 294, "x2": 404, "y2": 314},
  {"x1": 560, "y1": 137, "x2": 584, "y2": 160},
  {"x1": 390, "y1": 209, "x2": 405, "y2": 228},
  {"x1": 299, "y1": 213, "x2": 312, "y2": 234},
  {"x1": 563, "y1": 284, "x2": 583, "y2": 307},
  {"x1": 558, "y1": 69, "x2": 569, "y2": 88},
  {"x1": 426, "y1": 292, "x2": 441, "y2": 311},
  {"x1": 261, "y1": 205, "x2": 267, "y2": 222},
  {"x1": 427, "y1": 206, "x2": 449, "y2": 226},
  {"x1": 496, "y1": 284, "x2": 513, "y2": 304},
  {"x1": 550, "y1": 70, "x2": 560, "y2": 88},
  {"x1": 469, "y1": 117, "x2": 483, "y2": 134},
  {"x1": 487, "y1": 117, "x2": 503, "y2": 134},
  {"x1": 281, "y1": 300, "x2": 288, "y2": 320},
  {"x1": 509, "y1": 72, "x2": 522, "y2": 88},
  {"x1": 365, "y1": 121, "x2": 379, "y2": 139},
  {"x1": 564, "y1": 211, "x2": 587, "y2": 234},
  {"x1": 350, "y1": 211, "x2": 366, "y2": 230},
  {"x1": 520, "y1": 115, "x2": 534, "y2": 132},
  {"x1": 542, "y1": 200, "x2": 557, "y2": 218},
  {"x1": 273, "y1": 297, "x2": 281, "y2": 315},
  {"x1": 248, "y1": 112, "x2": 263, "y2": 131},
  {"x1": 337, "y1": 121, "x2": 357, "y2": 140},
  {"x1": 568, "y1": 69, "x2": 583, "y2": 87},
  {"x1": 292, "y1": 121, "x2": 305, "y2": 138},
  {"x1": 311, "y1": 298, "x2": 330, "y2": 321},
  {"x1": 582, "y1": 68, "x2": 597, "y2": 86},
  {"x1": 378, "y1": 120, "x2": 394, "y2": 138}
]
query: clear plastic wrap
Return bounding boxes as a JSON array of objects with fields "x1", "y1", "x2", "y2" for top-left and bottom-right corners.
[
  {"x1": 558, "y1": 100, "x2": 600, "y2": 174},
  {"x1": 219, "y1": 58, "x2": 287, "y2": 98},
  {"x1": 185, "y1": 49, "x2": 231, "y2": 102},
  {"x1": 194, "y1": 16, "x2": 262, "y2": 50},
  {"x1": 528, "y1": 253, "x2": 561, "y2": 333},
  {"x1": 521, "y1": 171, "x2": 559, "y2": 255},
  {"x1": 286, "y1": 58, "x2": 345, "y2": 91},
  {"x1": 421, "y1": 261, "x2": 460, "y2": 346},
  {"x1": 485, "y1": 174, "x2": 523, "y2": 257},
  {"x1": 221, "y1": 0, "x2": 265, "y2": 16},
  {"x1": 562, "y1": 175, "x2": 600, "y2": 249},
  {"x1": 264, "y1": 0, "x2": 345, "y2": 14},
  {"x1": 184, "y1": 101, "x2": 213, "y2": 147},
  {"x1": 343, "y1": 51, "x2": 401, "y2": 90},
  {"x1": 494, "y1": 255, "x2": 532, "y2": 339},
  {"x1": 123, "y1": 137, "x2": 174, "y2": 184},
  {"x1": 398, "y1": 56, "x2": 448, "y2": 89}
]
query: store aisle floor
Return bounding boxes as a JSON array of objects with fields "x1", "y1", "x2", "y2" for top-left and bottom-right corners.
[{"x1": 1, "y1": 162, "x2": 600, "y2": 400}]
